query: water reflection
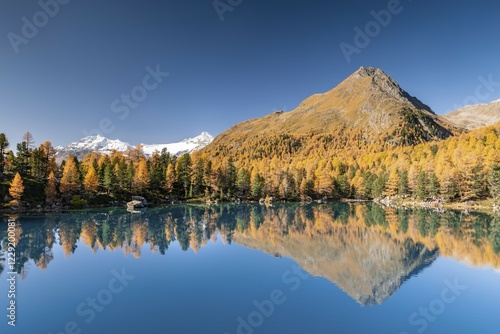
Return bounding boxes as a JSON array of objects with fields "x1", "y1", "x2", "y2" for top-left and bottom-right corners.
[{"x1": 1, "y1": 203, "x2": 499, "y2": 305}]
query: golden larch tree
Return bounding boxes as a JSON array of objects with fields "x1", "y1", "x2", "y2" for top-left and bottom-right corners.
[
  {"x1": 59, "y1": 156, "x2": 81, "y2": 197},
  {"x1": 134, "y1": 158, "x2": 149, "y2": 193},
  {"x1": 9, "y1": 172, "x2": 24, "y2": 205},
  {"x1": 165, "y1": 163, "x2": 176, "y2": 194},
  {"x1": 46, "y1": 171, "x2": 57, "y2": 204},
  {"x1": 84, "y1": 165, "x2": 99, "y2": 194}
]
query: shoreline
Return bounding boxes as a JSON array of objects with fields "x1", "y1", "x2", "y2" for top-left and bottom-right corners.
[{"x1": 2, "y1": 197, "x2": 498, "y2": 216}]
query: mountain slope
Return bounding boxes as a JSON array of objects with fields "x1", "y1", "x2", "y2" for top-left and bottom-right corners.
[
  {"x1": 206, "y1": 67, "x2": 460, "y2": 156},
  {"x1": 56, "y1": 132, "x2": 213, "y2": 162},
  {"x1": 443, "y1": 99, "x2": 500, "y2": 130}
]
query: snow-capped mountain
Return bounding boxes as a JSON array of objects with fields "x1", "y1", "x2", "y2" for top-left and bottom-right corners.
[
  {"x1": 141, "y1": 132, "x2": 214, "y2": 156},
  {"x1": 55, "y1": 132, "x2": 214, "y2": 162}
]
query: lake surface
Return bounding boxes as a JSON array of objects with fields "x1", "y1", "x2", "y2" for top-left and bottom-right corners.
[{"x1": 0, "y1": 203, "x2": 499, "y2": 334}]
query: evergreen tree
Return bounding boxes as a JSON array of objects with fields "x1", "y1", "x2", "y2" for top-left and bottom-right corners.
[
  {"x1": 472, "y1": 163, "x2": 487, "y2": 198},
  {"x1": 15, "y1": 141, "x2": 31, "y2": 177},
  {"x1": 371, "y1": 174, "x2": 386, "y2": 198},
  {"x1": 251, "y1": 173, "x2": 265, "y2": 199},
  {"x1": 225, "y1": 157, "x2": 237, "y2": 196},
  {"x1": 30, "y1": 147, "x2": 47, "y2": 182},
  {"x1": 0, "y1": 133, "x2": 9, "y2": 180},
  {"x1": 398, "y1": 170, "x2": 409, "y2": 196},
  {"x1": 176, "y1": 154, "x2": 192, "y2": 198},
  {"x1": 235, "y1": 167, "x2": 251, "y2": 197},
  {"x1": 204, "y1": 160, "x2": 213, "y2": 192},
  {"x1": 304, "y1": 179, "x2": 316, "y2": 198},
  {"x1": 428, "y1": 172, "x2": 440, "y2": 197},
  {"x1": 488, "y1": 164, "x2": 500, "y2": 204},
  {"x1": 116, "y1": 160, "x2": 129, "y2": 192},
  {"x1": 416, "y1": 171, "x2": 428, "y2": 200},
  {"x1": 149, "y1": 151, "x2": 164, "y2": 191},
  {"x1": 191, "y1": 158, "x2": 205, "y2": 197},
  {"x1": 103, "y1": 163, "x2": 116, "y2": 194}
]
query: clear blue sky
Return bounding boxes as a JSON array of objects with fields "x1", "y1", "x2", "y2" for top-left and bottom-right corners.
[{"x1": 1, "y1": 0, "x2": 500, "y2": 147}]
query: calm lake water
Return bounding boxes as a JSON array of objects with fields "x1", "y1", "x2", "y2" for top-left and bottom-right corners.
[{"x1": 1, "y1": 203, "x2": 499, "y2": 334}]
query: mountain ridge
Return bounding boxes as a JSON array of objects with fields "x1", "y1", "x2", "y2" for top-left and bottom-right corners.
[
  {"x1": 55, "y1": 132, "x2": 213, "y2": 162},
  {"x1": 443, "y1": 99, "x2": 500, "y2": 130},
  {"x1": 205, "y1": 66, "x2": 461, "y2": 158}
]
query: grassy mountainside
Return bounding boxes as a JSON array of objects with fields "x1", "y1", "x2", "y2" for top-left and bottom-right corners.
[{"x1": 208, "y1": 67, "x2": 460, "y2": 156}]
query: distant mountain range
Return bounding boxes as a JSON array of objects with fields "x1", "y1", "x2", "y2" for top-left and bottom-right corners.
[
  {"x1": 443, "y1": 99, "x2": 500, "y2": 130},
  {"x1": 55, "y1": 132, "x2": 213, "y2": 162}
]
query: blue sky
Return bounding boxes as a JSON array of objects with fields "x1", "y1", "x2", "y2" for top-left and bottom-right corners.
[{"x1": 1, "y1": 0, "x2": 500, "y2": 147}]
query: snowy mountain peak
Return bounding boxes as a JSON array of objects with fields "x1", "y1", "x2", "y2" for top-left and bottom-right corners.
[
  {"x1": 56, "y1": 132, "x2": 214, "y2": 162},
  {"x1": 141, "y1": 132, "x2": 214, "y2": 157}
]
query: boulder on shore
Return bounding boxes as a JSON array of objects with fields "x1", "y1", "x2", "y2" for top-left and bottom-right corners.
[{"x1": 127, "y1": 196, "x2": 148, "y2": 210}]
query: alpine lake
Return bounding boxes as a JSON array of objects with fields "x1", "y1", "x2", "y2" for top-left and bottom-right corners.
[{"x1": 1, "y1": 203, "x2": 499, "y2": 334}]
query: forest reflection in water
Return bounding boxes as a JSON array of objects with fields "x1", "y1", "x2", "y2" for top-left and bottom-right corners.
[{"x1": 1, "y1": 203, "x2": 499, "y2": 305}]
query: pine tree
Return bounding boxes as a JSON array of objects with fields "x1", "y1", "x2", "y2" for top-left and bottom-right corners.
[
  {"x1": 398, "y1": 170, "x2": 409, "y2": 196},
  {"x1": 488, "y1": 164, "x2": 500, "y2": 204},
  {"x1": 251, "y1": 173, "x2": 265, "y2": 199},
  {"x1": 416, "y1": 171, "x2": 428, "y2": 200},
  {"x1": 0, "y1": 133, "x2": 9, "y2": 180},
  {"x1": 116, "y1": 160, "x2": 129, "y2": 191},
  {"x1": 103, "y1": 163, "x2": 116, "y2": 194},
  {"x1": 9, "y1": 172, "x2": 24, "y2": 205},
  {"x1": 149, "y1": 151, "x2": 164, "y2": 191},
  {"x1": 59, "y1": 156, "x2": 81, "y2": 197},
  {"x1": 191, "y1": 158, "x2": 205, "y2": 197},
  {"x1": 46, "y1": 171, "x2": 57, "y2": 204},
  {"x1": 236, "y1": 167, "x2": 251, "y2": 197},
  {"x1": 176, "y1": 154, "x2": 192, "y2": 198},
  {"x1": 15, "y1": 141, "x2": 31, "y2": 177},
  {"x1": 428, "y1": 172, "x2": 440, "y2": 197}
]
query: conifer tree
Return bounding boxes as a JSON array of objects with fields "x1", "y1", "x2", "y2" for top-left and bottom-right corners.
[
  {"x1": 385, "y1": 169, "x2": 399, "y2": 196},
  {"x1": 103, "y1": 163, "x2": 116, "y2": 194},
  {"x1": 46, "y1": 171, "x2": 57, "y2": 204},
  {"x1": 134, "y1": 158, "x2": 149, "y2": 194},
  {"x1": 84, "y1": 166, "x2": 99, "y2": 194},
  {"x1": 251, "y1": 173, "x2": 265, "y2": 199},
  {"x1": 236, "y1": 167, "x2": 251, "y2": 197},
  {"x1": 9, "y1": 172, "x2": 24, "y2": 205},
  {"x1": 489, "y1": 164, "x2": 500, "y2": 204},
  {"x1": 59, "y1": 156, "x2": 81, "y2": 197},
  {"x1": 0, "y1": 133, "x2": 9, "y2": 180},
  {"x1": 165, "y1": 163, "x2": 176, "y2": 195}
]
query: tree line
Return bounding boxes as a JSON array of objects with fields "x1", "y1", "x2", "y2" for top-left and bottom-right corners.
[{"x1": 1, "y1": 125, "x2": 500, "y2": 209}]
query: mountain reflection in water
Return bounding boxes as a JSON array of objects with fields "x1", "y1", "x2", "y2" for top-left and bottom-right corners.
[{"x1": 1, "y1": 203, "x2": 499, "y2": 306}]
